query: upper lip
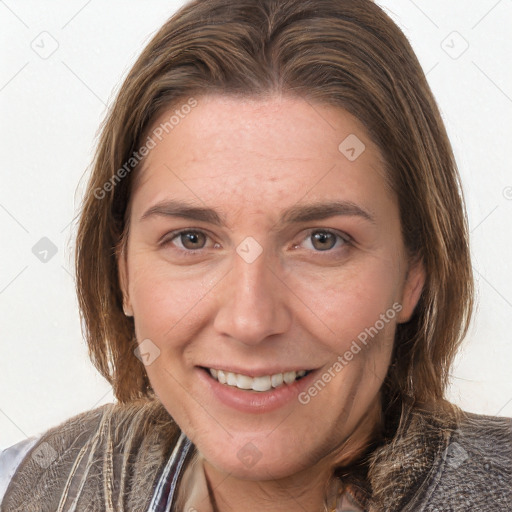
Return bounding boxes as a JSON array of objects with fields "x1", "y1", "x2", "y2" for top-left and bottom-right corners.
[{"x1": 199, "y1": 365, "x2": 316, "y2": 378}]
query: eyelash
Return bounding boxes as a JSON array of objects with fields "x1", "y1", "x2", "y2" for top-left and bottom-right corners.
[{"x1": 160, "y1": 228, "x2": 351, "y2": 256}]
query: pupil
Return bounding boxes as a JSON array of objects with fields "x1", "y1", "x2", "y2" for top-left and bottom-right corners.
[
  {"x1": 313, "y1": 232, "x2": 334, "y2": 251},
  {"x1": 182, "y1": 232, "x2": 204, "y2": 249}
]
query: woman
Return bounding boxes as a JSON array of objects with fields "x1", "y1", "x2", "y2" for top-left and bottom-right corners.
[{"x1": 1, "y1": 0, "x2": 510, "y2": 510}]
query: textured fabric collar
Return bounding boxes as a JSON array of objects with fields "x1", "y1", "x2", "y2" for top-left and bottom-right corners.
[
  {"x1": 147, "y1": 432, "x2": 193, "y2": 512},
  {"x1": 364, "y1": 406, "x2": 454, "y2": 511}
]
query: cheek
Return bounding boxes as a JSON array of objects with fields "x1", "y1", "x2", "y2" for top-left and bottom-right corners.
[
  {"x1": 287, "y1": 255, "x2": 402, "y2": 353},
  {"x1": 128, "y1": 257, "x2": 213, "y2": 345}
]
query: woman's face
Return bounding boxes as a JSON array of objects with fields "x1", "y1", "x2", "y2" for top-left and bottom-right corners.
[{"x1": 119, "y1": 94, "x2": 424, "y2": 480}]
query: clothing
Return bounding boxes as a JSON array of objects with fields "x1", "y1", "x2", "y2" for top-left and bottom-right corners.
[
  {"x1": 0, "y1": 398, "x2": 510, "y2": 511},
  {"x1": 0, "y1": 436, "x2": 40, "y2": 503}
]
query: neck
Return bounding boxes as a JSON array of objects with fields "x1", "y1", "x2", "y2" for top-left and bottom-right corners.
[
  {"x1": 203, "y1": 459, "x2": 333, "y2": 512},
  {"x1": 200, "y1": 401, "x2": 383, "y2": 512}
]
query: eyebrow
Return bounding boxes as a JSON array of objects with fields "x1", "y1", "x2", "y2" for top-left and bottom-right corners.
[{"x1": 139, "y1": 199, "x2": 375, "y2": 225}]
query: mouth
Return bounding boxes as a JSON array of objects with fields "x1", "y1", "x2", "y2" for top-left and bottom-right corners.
[{"x1": 200, "y1": 367, "x2": 313, "y2": 392}]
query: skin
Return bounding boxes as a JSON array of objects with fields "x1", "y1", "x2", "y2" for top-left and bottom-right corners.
[{"x1": 119, "y1": 94, "x2": 425, "y2": 512}]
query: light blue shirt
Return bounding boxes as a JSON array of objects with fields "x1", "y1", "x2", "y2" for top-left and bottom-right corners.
[{"x1": 0, "y1": 436, "x2": 41, "y2": 505}]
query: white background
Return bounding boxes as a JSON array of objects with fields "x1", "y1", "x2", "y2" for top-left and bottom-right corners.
[{"x1": 1, "y1": 1, "x2": 511, "y2": 449}]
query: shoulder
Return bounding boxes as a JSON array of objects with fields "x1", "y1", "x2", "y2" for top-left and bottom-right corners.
[
  {"x1": 452, "y1": 411, "x2": 511, "y2": 472},
  {"x1": 1, "y1": 398, "x2": 181, "y2": 511},
  {"x1": 0, "y1": 436, "x2": 41, "y2": 504},
  {"x1": 454, "y1": 410, "x2": 511, "y2": 452},
  {"x1": 421, "y1": 410, "x2": 511, "y2": 511},
  {"x1": 447, "y1": 411, "x2": 511, "y2": 473},
  {"x1": 369, "y1": 406, "x2": 511, "y2": 511}
]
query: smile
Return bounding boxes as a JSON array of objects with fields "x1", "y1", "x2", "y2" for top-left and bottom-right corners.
[{"x1": 207, "y1": 368, "x2": 312, "y2": 392}]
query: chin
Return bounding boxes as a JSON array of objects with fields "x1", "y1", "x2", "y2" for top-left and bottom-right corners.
[
  {"x1": 205, "y1": 449, "x2": 311, "y2": 481},
  {"x1": 197, "y1": 429, "x2": 327, "y2": 481}
]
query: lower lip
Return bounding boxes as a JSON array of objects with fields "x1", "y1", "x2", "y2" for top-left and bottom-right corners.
[{"x1": 196, "y1": 367, "x2": 319, "y2": 414}]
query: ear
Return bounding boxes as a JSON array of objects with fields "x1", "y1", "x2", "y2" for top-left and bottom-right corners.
[
  {"x1": 396, "y1": 256, "x2": 425, "y2": 323},
  {"x1": 117, "y1": 245, "x2": 134, "y2": 317}
]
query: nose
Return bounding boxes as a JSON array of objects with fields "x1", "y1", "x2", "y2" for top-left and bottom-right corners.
[{"x1": 213, "y1": 247, "x2": 292, "y2": 346}]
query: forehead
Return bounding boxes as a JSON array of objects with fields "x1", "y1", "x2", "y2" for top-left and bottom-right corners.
[{"x1": 129, "y1": 94, "x2": 393, "y2": 223}]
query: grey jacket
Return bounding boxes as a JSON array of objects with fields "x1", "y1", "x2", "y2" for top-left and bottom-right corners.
[{"x1": 0, "y1": 398, "x2": 511, "y2": 511}]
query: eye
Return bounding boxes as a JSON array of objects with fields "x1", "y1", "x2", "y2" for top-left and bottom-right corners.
[
  {"x1": 163, "y1": 230, "x2": 217, "y2": 251},
  {"x1": 296, "y1": 229, "x2": 350, "y2": 252}
]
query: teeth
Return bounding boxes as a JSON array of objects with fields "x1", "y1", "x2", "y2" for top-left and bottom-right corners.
[
  {"x1": 283, "y1": 371, "x2": 296, "y2": 384},
  {"x1": 208, "y1": 368, "x2": 309, "y2": 392},
  {"x1": 252, "y1": 375, "x2": 271, "y2": 392},
  {"x1": 271, "y1": 373, "x2": 283, "y2": 387},
  {"x1": 236, "y1": 374, "x2": 253, "y2": 390}
]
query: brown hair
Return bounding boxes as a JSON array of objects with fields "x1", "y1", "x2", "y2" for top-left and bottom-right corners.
[{"x1": 76, "y1": 0, "x2": 472, "y2": 431}]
